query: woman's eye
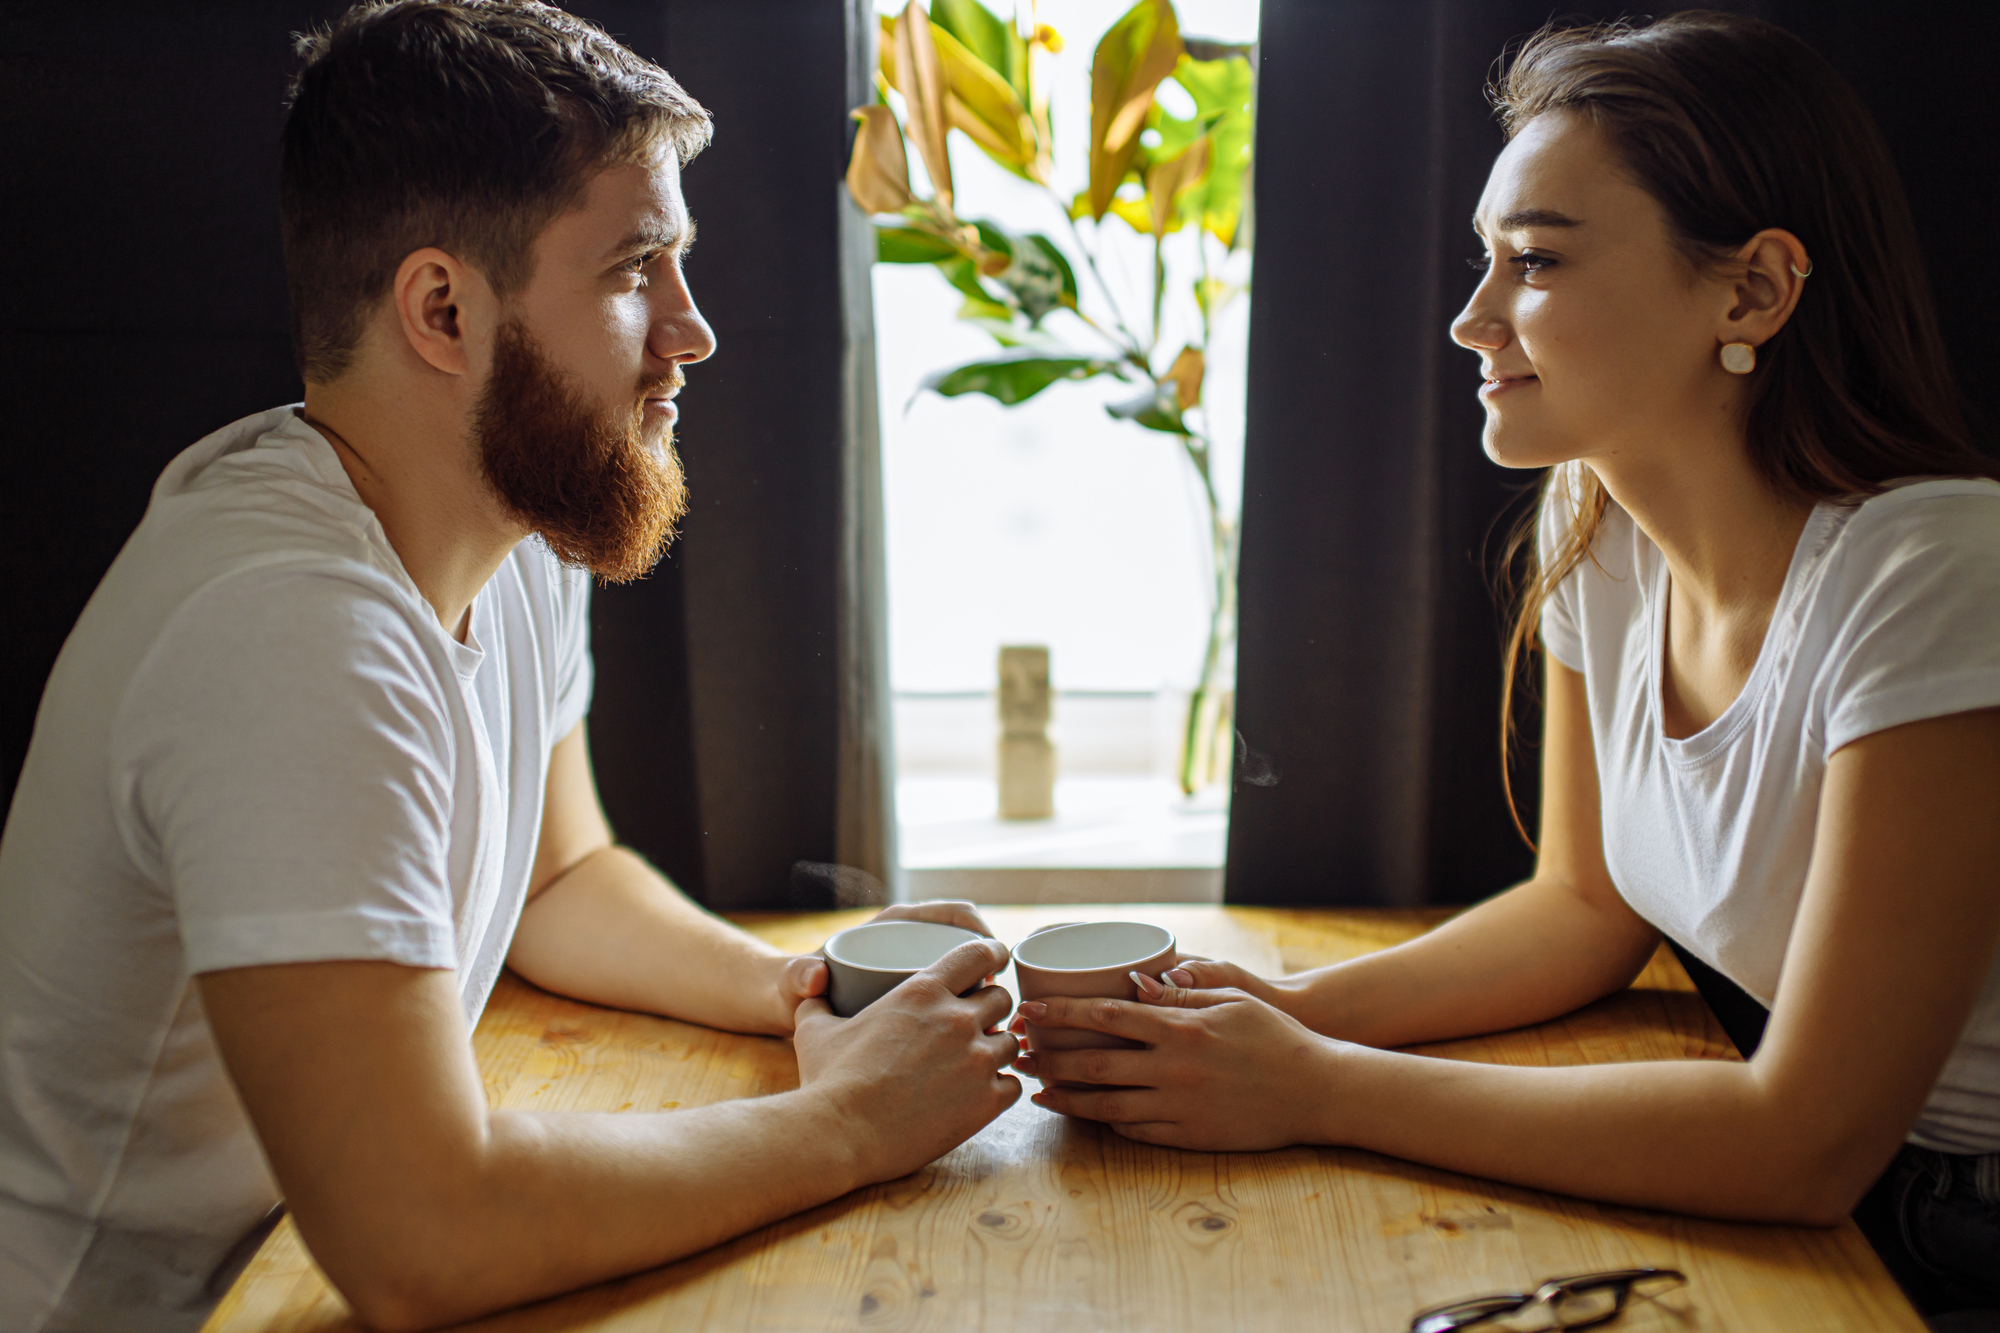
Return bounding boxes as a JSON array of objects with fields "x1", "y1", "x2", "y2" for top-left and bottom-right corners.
[
  {"x1": 1509, "y1": 252, "x2": 1556, "y2": 276},
  {"x1": 1467, "y1": 253, "x2": 1492, "y2": 273}
]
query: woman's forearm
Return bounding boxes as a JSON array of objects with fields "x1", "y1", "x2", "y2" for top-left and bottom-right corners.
[
  {"x1": 1284, "y1": 876, "x2": 1662, "y2": 1048},
  {"x1": 1320, "y1": 1043, "x2": 1867, "y2": 1224}
]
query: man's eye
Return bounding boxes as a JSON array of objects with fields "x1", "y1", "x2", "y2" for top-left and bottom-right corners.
[{"x1": 625, "y1": 252, "x2": 656, "y2": 275}]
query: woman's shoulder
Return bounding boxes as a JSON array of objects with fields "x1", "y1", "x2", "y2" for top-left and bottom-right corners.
[{"x1": 1829, "y1": 477, "x2": 2000, "y2": 583}]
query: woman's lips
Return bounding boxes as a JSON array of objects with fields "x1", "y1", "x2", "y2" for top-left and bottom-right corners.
[{"x1": 1479, "y1": 374, "x2": 1539, "y2": 400}]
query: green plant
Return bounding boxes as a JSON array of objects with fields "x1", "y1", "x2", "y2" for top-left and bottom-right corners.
[{"x1": 847, "y1": 0, "x2": 1254, "y2": 795}]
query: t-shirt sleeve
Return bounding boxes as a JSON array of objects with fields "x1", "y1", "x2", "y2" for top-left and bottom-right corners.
[
  {"x1": 1537, "y1": 464, "x2": 1587, "y2": 672},
  {"x1": 111, "y1": 567, "x2": 460, "y2": 976},
  {"x1": 549, "y1": 556, "x2": 594, "y2": 740},
  {"x1": 1819, "y1": 491, "x2": 2000, "y2": 755}
]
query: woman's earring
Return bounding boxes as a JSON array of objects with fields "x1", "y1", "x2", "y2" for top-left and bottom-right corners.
[{"x1": 1720, "y1": 342, "x2": 1756, "y2": 374}]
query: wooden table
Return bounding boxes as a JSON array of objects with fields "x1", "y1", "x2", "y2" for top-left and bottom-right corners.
[{"x1": 205, "y1": 905, "x2": 1922, "y2": 1332}]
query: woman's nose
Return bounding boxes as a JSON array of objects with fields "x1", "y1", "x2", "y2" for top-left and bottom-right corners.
[{"x1": 1450, "y1": 298, "x2": 1508, "y2": 353}]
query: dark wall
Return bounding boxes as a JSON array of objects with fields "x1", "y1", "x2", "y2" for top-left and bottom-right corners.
[
  {"x1": 1227, "y1": 0, "x2": 2000, "y2": 907},
  {"x1": 0, "y1": 1, "x2": 854, "y2": 910}
]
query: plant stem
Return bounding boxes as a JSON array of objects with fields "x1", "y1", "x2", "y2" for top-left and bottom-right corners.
[
  {"x1": 1176, "y1": 425, "x2": 1237, "y2": 795},
  {"x1": 1042, "y1": 185, "x2": 1148, "y2": 363}
]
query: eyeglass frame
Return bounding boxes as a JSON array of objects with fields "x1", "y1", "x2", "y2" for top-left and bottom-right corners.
[{"x1": 1408, "y1": 1267, "x2": 1689, "y2": 1333}]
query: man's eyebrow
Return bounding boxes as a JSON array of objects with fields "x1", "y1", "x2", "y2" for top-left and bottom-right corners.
[
  {"x1": 1474, "y1": 207, "x2": 1584, "y2": 236},
  {"x1": 606, "y1": 217, "x2": 696, "y2": 262}
]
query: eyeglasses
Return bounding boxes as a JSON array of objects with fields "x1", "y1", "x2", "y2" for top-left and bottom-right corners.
[{"x1": 1409, "y1": 1268, "x2": 1688, "y2": 1333}]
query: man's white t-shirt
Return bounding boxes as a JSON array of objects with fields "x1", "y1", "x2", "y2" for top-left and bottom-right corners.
[
  {"x1": 1540, "y1": 465, "x2": 2000, "y2": 1154},
  {"x1": 0, "y1": 407, "x2": 594, "y2": 1332}
]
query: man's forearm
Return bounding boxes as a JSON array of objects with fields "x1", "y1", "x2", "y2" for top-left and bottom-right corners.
[
  {"x1": 314, "y1": 1086, "x2": 864, "y2": 1331},
  {"x1": 507, "y1": 845, "x2": 791, "y2": 1033}
]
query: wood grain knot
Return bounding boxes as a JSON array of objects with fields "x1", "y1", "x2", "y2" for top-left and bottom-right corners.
[
  {"x1": 977, "y1": 1212, "x2": 1009, "y2": 1228},
  {"x1": 1424, "y1": 1207, "x2": 1512, "y2": 1237},
  {"x1": 1197, "y1": 1216, "x2": 1230, "y2": 1232}
]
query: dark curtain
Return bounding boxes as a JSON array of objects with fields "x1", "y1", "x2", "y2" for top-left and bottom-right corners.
[
  {"x1": 0, "y1": 1, "x2": 878, "y2": 912},
  {"x1": 1226, "y1": 0, "x2": 2000, "y2": 908}
]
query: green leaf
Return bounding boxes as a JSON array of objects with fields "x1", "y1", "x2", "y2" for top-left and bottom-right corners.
[
  {"x1": 938, "y1": 255, "x2": 995, "y2": 306},
  {"x1": 957, "y1": 294, "x2": 1016, "y2": 324},
  {"x1": 1174, "y1": 52, "x2": 1253, "y2": 118},
  {"x1": 922, "y1": 354, "x2": 1117, "y2": 406},
  {"x1": 994, "y1": 233, "x2": 1076, "y2": 324},
  {"x1": 875, "y1": 225, "x2": 960, "y2": 264},
  {"x1": 1019, "y1": 234, "x2": 1078, "y2": 308},
  {"x1": 931, "y1": 0, "x2": 1027, "y2": 100},
  {"x1": 970, "y1": 219, "x2": 1015, "y2": 262},
  {"x1": 1106, "y1": 382, "x2": 1190, "y2": 434},
  {"x1": 1165, "y1": 54, "x2": 1255, "y2": 244}
]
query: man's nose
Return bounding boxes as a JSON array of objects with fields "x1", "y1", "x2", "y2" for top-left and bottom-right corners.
[{"x1": 653, "y1": 305, "x2": 716, "y2": 366}]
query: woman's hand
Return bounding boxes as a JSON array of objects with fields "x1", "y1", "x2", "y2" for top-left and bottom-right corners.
[
  {"x1": 1012, "y1": 973, "x2": 1342, "y2": 1151},
  {"x1": 1159, "y1": 958, "x2": 1310, "y2": 1020}
]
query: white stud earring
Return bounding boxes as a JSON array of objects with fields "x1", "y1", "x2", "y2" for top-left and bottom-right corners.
[{"x1": 1720, "y1": 342, "x2": 1756, "y2": 374}]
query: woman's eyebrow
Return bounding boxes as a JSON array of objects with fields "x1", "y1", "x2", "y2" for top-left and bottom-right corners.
[{"x1": 1487, "y1": 207, "x2": 1584, "y2": 232}]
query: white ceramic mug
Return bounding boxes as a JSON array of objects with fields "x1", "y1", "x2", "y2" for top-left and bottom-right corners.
[
  {"x1": 822, "y1": 920, "x2": 983, "y2": 1017},
  {"x1": 1013, "y1": 921, "x2": 1177, "y2": 1054}
]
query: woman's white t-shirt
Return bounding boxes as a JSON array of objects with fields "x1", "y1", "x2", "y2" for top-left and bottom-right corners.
[{"x1": 1540, "y1": 465, "x2": 2000, "y2": 1154}]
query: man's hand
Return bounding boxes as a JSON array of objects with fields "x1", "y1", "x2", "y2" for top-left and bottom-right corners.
[
  {"x1": 761, "y1": 900, "x2": 1000, "y2": 1034},
  {"x1": 793, "y1": 937, "x2": 1022, "y2": 1182},
  {"x1": 1009, "y1": 972, "x2": 1338, "y2": 1152}
]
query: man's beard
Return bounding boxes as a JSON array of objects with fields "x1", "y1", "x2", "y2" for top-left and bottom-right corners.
[{"x1": 473, "y1": 317, "x2": 689, "y2": 583}]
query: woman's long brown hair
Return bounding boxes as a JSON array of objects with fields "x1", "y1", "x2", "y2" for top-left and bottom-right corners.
[{"x1": 1491, "y1": 12, "x2": 2000, "y2": 847}]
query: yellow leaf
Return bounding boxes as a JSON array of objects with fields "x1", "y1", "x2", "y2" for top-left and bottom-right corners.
[
  {"x1": 846, "y1": 105, "x2": 913, "y2": 215},
  {"x1": 893, "y1": 1, "x2": 953, "y2": 210},
  {"x1": 1166, "y1": 345, "x2": 1204, "y2": 410},
  {"x1": 932, "y1": 22, "x2": 1038, "y2": 177},
  {"x1": 1145, "y1": 136, "x2": 1209, "y2": 240},
  {"x1": 1088, "y1": 0, "x2": 1183, "y2": 220},
  {"x1": 1107, "y1": 194, "x2": 1155, "y2": 234}
]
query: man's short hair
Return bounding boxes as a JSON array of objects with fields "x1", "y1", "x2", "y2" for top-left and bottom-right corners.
[{"x1": 281, "y1": 0, "x2": 711, "y2": 382}]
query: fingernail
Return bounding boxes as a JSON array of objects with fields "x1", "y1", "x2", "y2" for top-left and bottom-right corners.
[
  {"x1": 1166, "y1": 967, "x2": 1194, "y2": 987},
  {"x1": 1130, "y1": 970, "x2": 1164, "y2": 999},
  {"x1": 1017, "y1": 1001, "x2": 1046, "y2": 1020}
]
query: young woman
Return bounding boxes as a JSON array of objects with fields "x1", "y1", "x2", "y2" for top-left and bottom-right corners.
[{"x1": 1009, "y1": 12, "x2": 2000, "y2": 1316}]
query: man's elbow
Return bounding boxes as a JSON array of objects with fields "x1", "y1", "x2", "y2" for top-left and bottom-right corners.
[
  {"x1": 331, "y1": 1251, "x2": 494, "y2": 1333},
  {"x1": 302, "y1": 1197, "x2": 508, "y2": 1332}
]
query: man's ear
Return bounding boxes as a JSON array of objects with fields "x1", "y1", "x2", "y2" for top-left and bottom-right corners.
[
  {"x1": 390, "y1": 247, "x2": 496, "y2": 377},
  {"x1": 1718, "y1": 227, "x2": 1811, "y2": 353}
]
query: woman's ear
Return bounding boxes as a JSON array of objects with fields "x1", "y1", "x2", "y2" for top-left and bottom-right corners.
[
  {"x1": 390, "y1": 246, "x2": 494, "y2": 377},
  {"x1": 1719, "y1": 227, "x2": 1811, "y2": 352}
]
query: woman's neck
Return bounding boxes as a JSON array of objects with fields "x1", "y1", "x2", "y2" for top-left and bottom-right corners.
[
  {"x1": 1589, "y1": 438, "x2": 1812, "y2": 624},
  {"x1": 1589, "y1": 437, "x2": 1814, "y2": 737}
]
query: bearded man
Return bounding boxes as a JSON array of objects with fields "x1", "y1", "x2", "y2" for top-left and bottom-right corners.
[{"x1": 0, "y1": 4, "x2": 1021, "y2": 1330}]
